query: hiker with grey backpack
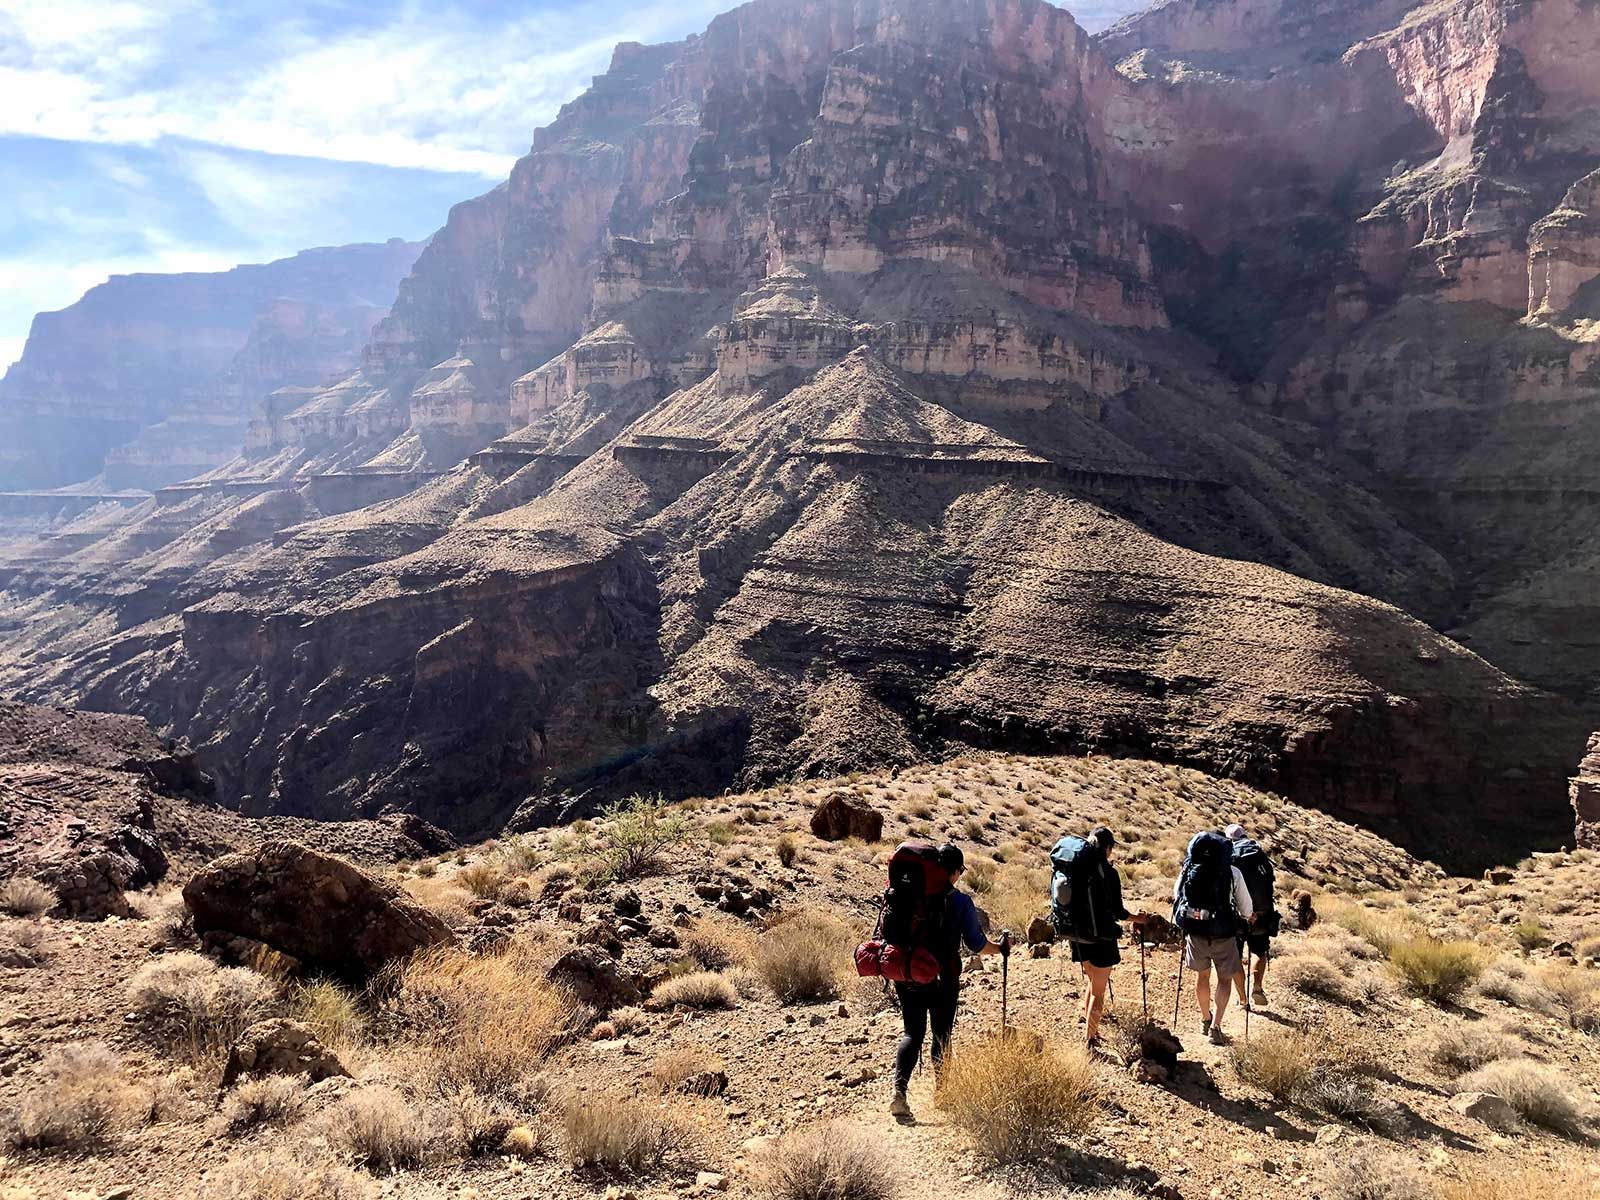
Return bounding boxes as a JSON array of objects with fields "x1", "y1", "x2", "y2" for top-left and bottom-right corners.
[
  {"x1": 1172, "y1": 829, "x2": 1253, "y2": 1044},
  {"x1": 1049, "y1": 826, "x2": 1150, "y2": 1046}
]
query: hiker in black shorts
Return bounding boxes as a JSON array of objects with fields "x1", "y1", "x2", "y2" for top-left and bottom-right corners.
[
  {"x1": 1226, "y1": 823, "x2": 1279, "y2": 1009},
  {"x1": 1051, "y1": 826, "x2": 1143, "y2": 1045}
]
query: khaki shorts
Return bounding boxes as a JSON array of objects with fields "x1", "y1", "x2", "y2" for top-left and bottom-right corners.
[{"x1": 1184, "y1": 934, "x2": 1242, "y2": 977}]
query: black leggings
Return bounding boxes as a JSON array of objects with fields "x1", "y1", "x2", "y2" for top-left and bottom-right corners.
[{"x1": 894, "y1": 978, "x2": 960, "y2": 1091}]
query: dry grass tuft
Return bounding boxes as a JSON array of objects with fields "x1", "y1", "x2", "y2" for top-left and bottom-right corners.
[
  {"x1": 319, "y1": 1086, "x2": 439, "y2": 1173},
  {"x1": 125, "y1": 952, "x2": 277, "y2": 1058},
  {"x1": 650, "y1": 1045, "x2": 724, "y2": 1094},
  {"x1": 0, "y1": 877, "x2": 53, "y2": 917},
  {"x1": 1326, "y1": 1148, "x2": 1433, "y2": 1200},
  {"x1": 221, "y1": 1075, "x2": 306, "y2": 1132},
  {"x1": 759, "y1": 1123, "x2": 903, "y2": 1200},
  {"x1": 2, "y1": 1042, "x2": 140, "y2": 1152},
  {"x1": 1458, "y1": 1059, "x2": 1592, "y2": 1137},
  {"x1": 290, "y1": 979, "x2": 367, "y2": 1050},
  {"x1": 650, "y1": 970, "x2": 738, "y2": 1010},
  {"x1": 1426, "y1": 1022, "x2": 1527, "y2": 1076},
  {"x1": 1232, "y1": 1027, "x2": 1319, "y2": 1102},
  {"x1": 1437, "y1": 1164, "x2": 1600, "y2": 1200},
  {"x1": 442, "y1": 1089, "x2": 518, "y2": 1157},
  {"x1": 939, "y1": 1031, "x2": 1101, "y2": 1162},
  {"x1": 1275, "y1": 952, "x2": 1366, "y2": 1005},
  {"x1": 681, "y1": 916, "x2": 757, "y2": 971},
  {"x1": 558, "y1": 1088, "x2": 701, "y2": 1174},
  {"x1": 391, "y1": 941, "x2": 572, "y2": 1097},
  {"x1": 756, "y1": 909, "x2": 856, "y2": 1004},
  {"x1": 193, "y1": 1149, "x2": 376, "y2": 1199}
]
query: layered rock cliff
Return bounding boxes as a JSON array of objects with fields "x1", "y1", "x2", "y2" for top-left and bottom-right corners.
[
  {"x1": 0, "y1": 240, "x2": 421, "y2": 492},
  {"x1": 1, "y1": 0, "x2": 1595, "y2": 867}
]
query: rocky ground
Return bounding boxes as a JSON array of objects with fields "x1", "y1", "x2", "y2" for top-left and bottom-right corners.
[{"x1": 2, "y1": 751, "x2": 1597, "y2": 1199}]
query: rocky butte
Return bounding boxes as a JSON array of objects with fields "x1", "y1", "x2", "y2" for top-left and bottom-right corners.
[{"x1": 2, "y1": 0, "x2": 1599, "y2": 868}]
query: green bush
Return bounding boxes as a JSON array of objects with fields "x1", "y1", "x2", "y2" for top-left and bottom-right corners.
[
  {"x1": 1388, "y1": 937, "x2": 1485, "y2": 1004},
  {"x1": 596, "y1": 794, "x2": 694, "y2": 881}
]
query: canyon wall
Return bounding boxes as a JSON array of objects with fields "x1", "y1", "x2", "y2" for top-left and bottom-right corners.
[
  {"x1": 1, "y1": 0, "x2": 1596, "y2": 866},
  {"x1": 0, "y1": 240, "x2": 421, "y2": 492}
]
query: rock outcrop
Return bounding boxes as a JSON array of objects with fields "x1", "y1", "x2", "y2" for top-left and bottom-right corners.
[
  {"x1": 1572, "y1": 734, "x2": 1600, "y2": 850},
  {"x1": 0, "y1": 0, "x2": 1596, "y2": 868},
  {"x1": 220, "y1": 1018, "x2": 350, "y2": 1089},
  {"x1": 182, "y1": 841, "x2": 453, "y2": 977}
]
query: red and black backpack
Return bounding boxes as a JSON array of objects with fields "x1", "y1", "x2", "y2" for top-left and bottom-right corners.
[{"x1": 854, "y1": 841, "x2": 953, "y2": 986}]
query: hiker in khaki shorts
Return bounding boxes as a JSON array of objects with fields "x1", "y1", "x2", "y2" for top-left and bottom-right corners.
[{"x1": 1172, "y1": 830, "x2": 1254, "y2": 1044}]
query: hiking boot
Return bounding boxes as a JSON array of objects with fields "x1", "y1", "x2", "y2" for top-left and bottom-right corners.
[
  {"x1": 1252, "y1": 987, "x2": 1269, "y2": 1009},
  {"x1": 1208, "y1": 1025, "x2": 1229, "y2": 1046},
  {"x1": 889, "y1": 1091, "x2": 912, "y2": 1121},
  {"x1": 1200, "y1": 1013, "x2": 1213, "y2": 1035}
]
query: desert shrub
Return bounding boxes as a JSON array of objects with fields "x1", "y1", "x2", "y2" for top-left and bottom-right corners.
[
  {"x1": 759, "y1": 1123, "x2": 902, "y2": 1200},
  {"x1": 290, "y1": 979, "x2": 367, "y2": 1049},
  {"x1": 609, "y1": 1005, "x2": 649, "y2": 1036},
  {"x1": 1388, "y1": 937, "x2": 1485, "y2": 1004},
  {"x1": 496, "y1": 834, "x2": 543, "y2": 874},
  {"x1": 681, "y1": 916, "x2": 757, "y2": 971},
  {"x1": 193, "y1": 1149, "x2": 376, "y2": 1200},
  {"x1": 1327, "y1": 902, "x2": 1419, "y2": 957},
  {"x1": 0, "y1": 877, "x2": 53, "y2": 917},
  {"x1": 726, "y1": 965, "x2": 766, "y2": 999},
  {"x1": 558, "y1": 1089, "x2": 700, "y2": 1173},
  {"x1": 1540, "y1": 963, "x2": 1600, "y2": 1033},
  {"x1": 319, "y1": 1086, "x2": 439, "y2": 1172},
  {"x1": 650, "y1": 1045, "x2": 724, "y2": 1093},
  {"x1": 392, "y1": 941, "x2": 572, "y2": 1097},
  {"x1": 650, "y1": 971, "x2": 738, "y2": 1010},
  {"x1": 1426, "y1": 1022, "x2": 1526, "y2": 1076},
  {"x1": 1476, "y1": 958, "x2": 1559, "y2": 1013},
  {"x1": 221, "y1": 1075, "x2": 306, "y2": 1132},
  {"x1": 1300, "y1": 1073, "x2": 1406, "y2": 1136},
  {"x1": 125, "y1": 952, "x2": 277, "y2": 1057},
  {"x1": 756, "y1": 910, "x2": 855, "y2": 1003},
  {"x1": 442, "y1": 1089, "x2": 517, "y2": 1157},
  {"x1": 455, "y1": 860, "x2": 510, "y2": 900},
  {"x1": 3, "y1": 1042, "x2": 137, "y2": 1152},
  {"x1": 776, "y1": 832, "x2": 801, "y2": 867},
  {"x1": 594, "y1": 793, "x2": 694, "y2": 882},
  {"x1": 1513, "y1": 915, "x2": 1549, "y2": 952},
  {"x1": 939, "y1": 1032, "x2": 1101, "y2": 1162},
  {"x1": 1326, "y1": 1148, "x2": 1433, "y2": 1200},
  {"x1": 1438, "y1": 1164, "x2": 1600, "y2": 1200},
  {"x1": 1276, "y1": 952, "x2": 1364, "y2": 1005},
  {"x1": 1458, "y1": 1059, "x2": 1592, "y2": 1137},
  {"x1": 1232, "y1": 1027, "x2": 1317, "y2": 1102}
]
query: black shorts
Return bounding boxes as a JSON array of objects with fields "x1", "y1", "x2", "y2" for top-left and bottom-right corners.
[
  {"x1": 1238, "y1": 933, "x2": 1272, "y2": 959},
  {"x1": 1070, "y1": 940, "x2": 1121, "y2": 969}
]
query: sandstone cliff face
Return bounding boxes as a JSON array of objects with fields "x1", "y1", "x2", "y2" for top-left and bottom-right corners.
[
  {"x1": 0, "y1": 241, "x2": 420, "y2": 492},
  {"x1": 0, "y1": 0, "x2": 1595, "y2": 868}
]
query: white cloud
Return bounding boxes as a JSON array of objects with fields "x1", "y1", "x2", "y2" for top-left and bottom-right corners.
[{"x1": 0, "y1": 0, "x2": 728, "y2": 177}]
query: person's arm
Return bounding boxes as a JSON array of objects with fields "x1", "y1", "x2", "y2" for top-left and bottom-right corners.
[
  {"x1": 1231, "y1": 867, "x2": 1255, "y2": 922},
  {"x1": 1109, "y1": 866, "x2": 1131, "y2": 921},
  {"x1": 959, "y1": 893, "x2": 1010, "y2": 956}
]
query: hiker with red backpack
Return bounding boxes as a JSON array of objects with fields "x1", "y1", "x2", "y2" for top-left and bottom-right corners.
[
  {"x1": 1049, "y1": 826, "x2": 1147, "y2": 1046},
  {"x1": 1172, "y1": 829, "x2": 1254, "y2": 1045},
  {"x1": 854, "y1": 841, "x2": 1011, "y2": 1122},
  {"x1": 1226, "y1": 823, "x2": 1280, "y2": 1009}
]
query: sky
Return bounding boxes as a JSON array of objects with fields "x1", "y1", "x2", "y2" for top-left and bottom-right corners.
[{"x1": 0, "y1": 0, "x2": 1144, "y2": 372}]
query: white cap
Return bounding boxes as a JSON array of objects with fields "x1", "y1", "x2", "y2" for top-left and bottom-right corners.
[{"x1": 1224, "y1": 824, "x2": 1247, "y2": 841}]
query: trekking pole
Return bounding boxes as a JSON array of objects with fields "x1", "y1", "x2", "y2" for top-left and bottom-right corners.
[
  {"x1": 1001, "y1": 944, "x2": 1010, "y2": 1038},
  {"x1": 1173, "y1": 950, "x2": 1184, "y2": 1028},
  {"x1": 1244, "y1": 947, "x2": 1252, "y2": 1044},
  {"x1": 1139, "y1": 937, "x2": 1149, "y2": 1023}
]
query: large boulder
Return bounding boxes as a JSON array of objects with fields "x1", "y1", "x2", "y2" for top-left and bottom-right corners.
[
  {"x1": 183, "y1": 841, "x2": 453, "y2": 978},
  {"x1": 220, "y1": 1018, "x2": 349, "y2": 1089},
  {"x1": 809, "y1": 794, "x2": 883, "y2": 842},
  {"x1": 33, "y1": 823, "x2": 167, "y2": 920},
  {"x1": 547, "y1": 945, "x2": 641, "y2": 1011},
  {"x1": 1571, "y1": 732, "x2": 1600, "y2": 850}
]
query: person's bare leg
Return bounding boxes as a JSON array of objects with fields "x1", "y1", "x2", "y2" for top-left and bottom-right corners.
[
  {"x1": 1254, "y1": 954, "x2": 1269, "y2": 993},
  {"x1": 1196, "y1": 968, "x2": 1213, "y2": 1024},
  {"x1": 1214, "y1": 972, "x2": 1233, "y2": 1028},
  {"x1": 1085, "y1": 965, "x2": 1111, "y2": 1041},
  {"x1": 1081, "y1": 966, "x2": 1093, "y2": 1028},
  {"x1": 1233, "y1": 969, "x2": 1249, "y2": 1007}
]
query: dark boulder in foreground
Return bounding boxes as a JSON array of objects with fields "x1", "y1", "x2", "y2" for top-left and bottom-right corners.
[{"x1": 183, "y1": 840, "x2": 452, "y2": 978}]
